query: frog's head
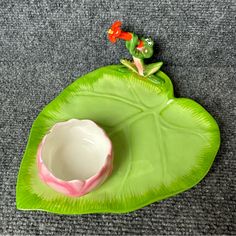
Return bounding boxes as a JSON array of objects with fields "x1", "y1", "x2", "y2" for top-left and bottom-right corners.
[
  {"x1": 140, "y1": 37, "x2": 154, "y2": 58},
  {"x1": 144, "y1": 38, "x2": 154, "y2": 47}
]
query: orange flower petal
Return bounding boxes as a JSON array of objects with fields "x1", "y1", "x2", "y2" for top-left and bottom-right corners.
[
  {"x1": 108, "y1": 34, "x2": 117, "y2": 43},
  {"x1": 111, "y1": 21, "x2": 122, "y2": 30}
]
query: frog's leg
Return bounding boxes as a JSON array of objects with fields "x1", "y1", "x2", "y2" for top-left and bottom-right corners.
[
  {"x1": 120, "y1": 59, "x2": 138, "y2": 74},
  {"x1": 144, "y1": 62, "x2": 163, "y2": 77}
]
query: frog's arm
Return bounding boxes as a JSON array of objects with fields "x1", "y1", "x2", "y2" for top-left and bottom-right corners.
[{"x1": 126, "y1": 33, "x2": 145, "y2": 59}]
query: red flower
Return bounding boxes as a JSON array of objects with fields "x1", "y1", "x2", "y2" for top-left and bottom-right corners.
[{"x1": 108, "y1": 21, "x2": 132, "y2": 43}]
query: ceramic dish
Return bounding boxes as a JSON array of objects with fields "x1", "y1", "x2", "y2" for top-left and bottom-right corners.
[{"x1": 16, "y1": 21, "x2": 220, "y2": 214}]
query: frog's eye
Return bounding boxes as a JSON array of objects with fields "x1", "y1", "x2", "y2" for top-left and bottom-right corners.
[{"x1": 145, "y1": 38, "x2": 153, "y2": 46}]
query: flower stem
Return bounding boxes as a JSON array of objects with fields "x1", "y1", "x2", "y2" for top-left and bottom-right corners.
[{"x1": 133, "y1": 57, "x2": 144, "y2": 76}]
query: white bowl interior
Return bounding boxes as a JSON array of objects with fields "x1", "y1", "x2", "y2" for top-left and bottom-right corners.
[{"x1": 41, "y1": 119, "x2": 111, "y2": 181}]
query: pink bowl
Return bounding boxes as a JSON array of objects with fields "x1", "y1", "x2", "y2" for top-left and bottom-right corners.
[{"x1": 37, "y1": 119, "x2": 113, "y2": 197}]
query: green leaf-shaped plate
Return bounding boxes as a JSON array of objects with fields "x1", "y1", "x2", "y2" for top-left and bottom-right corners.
[{"x1": 16, "y1": 65, "x2": 220, "y2": 214}]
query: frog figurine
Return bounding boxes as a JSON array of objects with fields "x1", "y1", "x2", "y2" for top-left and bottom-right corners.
[{"x1": 108, "y1": 21, "x2": 163, "y2": 78}]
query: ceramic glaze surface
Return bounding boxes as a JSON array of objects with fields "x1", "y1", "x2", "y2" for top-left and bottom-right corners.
[{"x1": 16, "y1": 65, "x2": 220, "y2": 214}]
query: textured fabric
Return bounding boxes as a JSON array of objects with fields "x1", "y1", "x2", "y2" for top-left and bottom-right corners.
[{"x1": 0, "y1": 0, "x2": 235, "y2": 235}]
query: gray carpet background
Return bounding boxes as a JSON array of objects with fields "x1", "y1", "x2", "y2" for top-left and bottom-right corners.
[{"x1": 0, "y1": 0, "x2": 235, "y2": 235}]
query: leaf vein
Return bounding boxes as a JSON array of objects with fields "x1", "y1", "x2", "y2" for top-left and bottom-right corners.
[
  {"x1": 159, "y1": 117, "x2": 211, "y2": 143},
  {"x1": 78, "y1": 91, "x2": 145, "y2": 111}
]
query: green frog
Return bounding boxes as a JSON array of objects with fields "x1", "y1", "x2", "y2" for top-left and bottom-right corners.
[
  {"x1": 107, "y1": 21, "x2": 163, "y2": 79},
  {"x1": 126, "y1": 33, "x2": 154, "y2": 59},
  {"x1": 121, "y1": 32, "x2": 163, "y2": 78}
]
